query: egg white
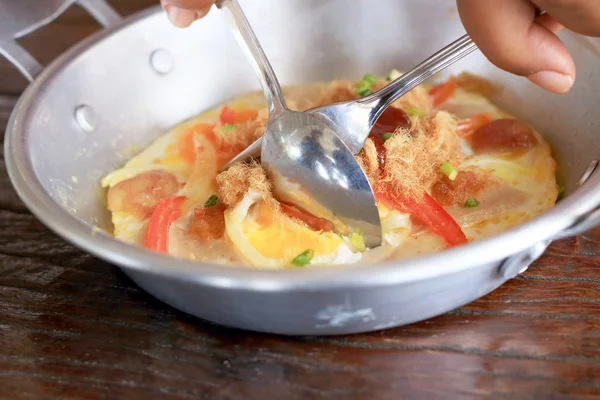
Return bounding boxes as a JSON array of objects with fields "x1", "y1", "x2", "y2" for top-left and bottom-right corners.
[{"x1": 102, "y1": 81, "x2": 558, "y2": 268}]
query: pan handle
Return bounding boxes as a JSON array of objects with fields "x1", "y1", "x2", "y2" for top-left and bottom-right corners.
[
  {"x1": 0, "y1": 0, "x2": 121, "y2": 81},
  {"x1": 553, "y1": 208, "x2": 600, "y2": 240},
  {"x1": 551, "y1": 159, "x2": 600, "y2": 240}
]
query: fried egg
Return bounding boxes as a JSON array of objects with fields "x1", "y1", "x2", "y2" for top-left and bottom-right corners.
[
  {"x1": 224, "y1": 190, "x2": 363, "y2": 268},
  {"x1": 102, "y1": 75, "x2": 558, "y2": 269}
]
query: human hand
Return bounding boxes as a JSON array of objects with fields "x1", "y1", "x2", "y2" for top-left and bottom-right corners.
[
  {"x1": 160, "y1": 0, "x2": 216, "y2": 28},
  {"x1": 457, "y1": 0, "x2": 600, "y2": 94},
  {"x1": 160, "y1": 0, "x2": 600, "y2": 94}
]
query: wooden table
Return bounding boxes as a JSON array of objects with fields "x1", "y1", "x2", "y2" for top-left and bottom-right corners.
[{"x1": 2, "y1": 2, "x2": 600, "y2": 399}]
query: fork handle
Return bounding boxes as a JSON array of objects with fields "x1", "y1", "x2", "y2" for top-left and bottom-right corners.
[{"x1": 361, "y1": 34, "x2": 478, "y2": 128}]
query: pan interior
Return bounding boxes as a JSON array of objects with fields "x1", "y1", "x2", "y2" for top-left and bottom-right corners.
[{"x1": 14, "y1": 0, "x2": 600, "y2": 238}]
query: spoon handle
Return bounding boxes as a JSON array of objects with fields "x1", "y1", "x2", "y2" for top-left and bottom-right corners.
[
  {"x1": 362, "y1": 34, "x2": 478, "y2": 127},
  {"x1": 216, "y1": 0, "x2": 287, "y2": 115}
]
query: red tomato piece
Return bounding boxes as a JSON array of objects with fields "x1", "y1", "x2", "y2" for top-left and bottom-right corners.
[
  {"x1": 144, "y1": 196, "x2": 187, "y2": 253},
  {"x1": 456, "y1": 113, "x2": 494, "y2": 138},
  {"x1": 219, "y1": 105, "x2": 237, "y2": 125},
  {"x1": 429, "y1": 77, "x2": 458, "y2": 108},
  {"x1": 375, "y1": 186, "x2": 467, "y2": 247}
]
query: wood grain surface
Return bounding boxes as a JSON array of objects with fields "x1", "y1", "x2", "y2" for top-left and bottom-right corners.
[{"x1": 2, "y1": 1, "x2": 600, "y2": 399}]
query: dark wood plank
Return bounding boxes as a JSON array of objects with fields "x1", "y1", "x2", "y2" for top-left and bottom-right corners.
[
  {"x1": 3, "y1": 51, "x2": 600, "y2": 399},
  {"x1": 0, "y1": 96, "x2": 16, "y2": 137}
]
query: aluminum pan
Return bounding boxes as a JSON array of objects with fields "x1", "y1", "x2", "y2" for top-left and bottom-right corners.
[{"x1": 4, "y1": 1, "x2": 600, "y2": 333}]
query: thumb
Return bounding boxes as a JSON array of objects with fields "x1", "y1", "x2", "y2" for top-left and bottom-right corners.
[
  {"x1": 161, "y1": 0, "x2": 214, "y2": 28},
  {"x1": 456, "y1": 0, "x2": 576, "y2": 93}
]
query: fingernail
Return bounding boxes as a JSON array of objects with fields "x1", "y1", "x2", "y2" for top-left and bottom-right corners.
[
  {"x1": 527, "y1": 71, "x2": 574, "y2": 94},
  {"x1": 166, "y1": 6, "x2": 198, "y2": 28}
]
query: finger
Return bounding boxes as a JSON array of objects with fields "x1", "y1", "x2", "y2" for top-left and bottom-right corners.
[
  {"x1": 534, "y1": 0, "x2": 600, "y2": 36},
  {"x1": 535, "y1": 13, "x2": 563, "y2": 35},
  {"x1": 161, "y1": 0, "x2": 213, "y2": 28},
  {"x1": 457, "y1": 0, "x2": 576, "y2": 93},
  {"x1": 162, "y1": 0, "x2": 215, "y2": 9}
]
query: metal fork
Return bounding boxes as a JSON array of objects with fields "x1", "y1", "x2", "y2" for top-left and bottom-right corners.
[{"x1": 221, "y1": 34, "x2": 478, "y2": 167}]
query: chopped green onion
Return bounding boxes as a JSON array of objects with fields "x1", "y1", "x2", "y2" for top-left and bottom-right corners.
[
  {"x1": 406, "y1": 107, "x2": 426, "y2": 117},
  {"x1": 357, "y1": 81, "x2": 373, "y2": 97},
  {"x1": 440, "y1": 162, "x2": 458, "y2": 181},
  {"x1": 350, "y1": 232, "x2": 366, "y2": 252},
  {"x1": 204, "y1": 194, "x2": 219, "y2": 208},
  {"x1": 386, "y1": 69, "x2": 402, "y2": 81},
  {"x1": 362, "y1": 73, "x2": 377, "y2": 86},
  {"x1": 222, "y1": 123, "x2": 237, "y2": 132},
  {"x1": 357, "y1": 73, "x2": 377, "y2": 96},
  {"x1": 464, "y1": 197, "x2": 480, "y2": 208},
  {"x1": 291, "y1": 249, "x2": 314, "y2": 267},
  {"x1": 382, "y1": 132, "x2": 394, "y2": 141}
]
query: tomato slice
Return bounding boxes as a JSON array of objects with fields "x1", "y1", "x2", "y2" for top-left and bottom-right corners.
[
  {"x1": 219, "y1": 105, "x2": 237, "y2": 125},
  {"x1": 456, "y1": 113, "x2": 494, "y2": 137},
  {"x1": 429, "y1": 77, "x2": 458, "y2": 108},
  {"x1": 375, "y1": 186, "x2": 467, "y2": 247},
  {"x1": 219, "y1": 106, "x2": 258, "y2": 125},
  {"x1": 144, "y1": 196, "x2": 187, "y2": 253},
  {"x1": 280, "y1": 202, "x2": 335, "y2": 232}
]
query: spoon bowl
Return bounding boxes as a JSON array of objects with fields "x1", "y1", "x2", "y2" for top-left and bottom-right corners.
[{"x1": 262, "y1": 110, "x2": 382, "y2": 246}]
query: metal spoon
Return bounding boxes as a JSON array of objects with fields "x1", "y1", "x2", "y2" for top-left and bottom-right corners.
[
  {"x1": 222, "y1": 34, "x2": 478, "y2": 160},
  {"x1": 216, "y1": 0, "x2": 382, "y2": 247}
]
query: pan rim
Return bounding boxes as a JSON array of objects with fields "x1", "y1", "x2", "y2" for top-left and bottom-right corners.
[{"x1": 5, "y1": 6, "x2": 600, "y2": 292}]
